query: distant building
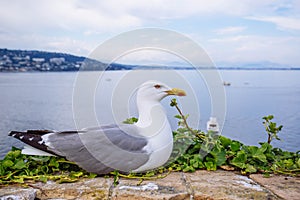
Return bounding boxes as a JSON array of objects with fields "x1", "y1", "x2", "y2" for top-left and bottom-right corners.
[
  {"x1": 50, "y1": 57, "x2": 65, "y2": 65},
  {"x1": 32, "y1": 58, "x2": 45, "y2": 62},
  {"x1": 12, "y1": 56, "x2": 22, "y2": 61},
  {"x1": 41, "y1": 63, "x2": 50, "y2": 71}
]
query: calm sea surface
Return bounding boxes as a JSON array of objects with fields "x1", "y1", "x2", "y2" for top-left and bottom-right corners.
[{"x1": 0, "y1": 70, "x2": 299, "y2": 158}]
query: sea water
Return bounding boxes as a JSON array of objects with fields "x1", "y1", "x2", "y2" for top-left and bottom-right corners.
[{"x1": 0, "y1": 70, "x2": 299, "y2": 158}]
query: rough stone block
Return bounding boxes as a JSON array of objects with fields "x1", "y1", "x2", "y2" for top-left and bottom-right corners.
[
  {"x1": 250, "y1": 174, "x2": 300, "y2": 200},
  {"x1": 186, "y1": 170, "x2": 279, "y2": 200},
  {"x1": 111, "y1": 172, "x2": 190, "y2": 200},
  {"x1": 0, "y1": 188, "x2": 36, "y2": 200}
]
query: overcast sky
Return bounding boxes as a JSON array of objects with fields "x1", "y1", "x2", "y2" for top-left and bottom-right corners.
[{"x1": 0, "y1": 0, "x2": 299, "y2": 66}]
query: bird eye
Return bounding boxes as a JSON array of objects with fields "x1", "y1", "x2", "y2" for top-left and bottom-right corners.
[{"x1": 154, "y1": 84, "x2": 161, "y2": 89}]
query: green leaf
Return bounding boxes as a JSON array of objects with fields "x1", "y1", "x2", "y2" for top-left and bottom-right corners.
[
  {"x1": 145, "y1": 171, "x2": 155, "y2": 177},
  {"x1": 260, "y1": 142, "x2": 272, "y2": 153},
  {"x1": 244, "y1": 145, "x2": 268, "y2": 163},
  {"x1": 49, "y1": 158, "x2": 59, "y2": 168},
  {"x1": 13, "y1": 160, "x2": 26, "y2": 170},
  {"x1": 112, "y1": 171, "x2": 120, "y2": 186},
  {"x1": 30, "y1": 156, "x2": 50, "y2": 162},
  {"x1": 265, "y1": 152, "x2": 275, "y2": 161},
  {"x1": 70, "y1": 171, "x2": 84, "y2": 178},
  {"x1": 219, "y1": 136, "x2": 232, "y2": 148},
  {"x1": 283, "y1": 159, "x2": 294, "y2": 168},
  {"x1": 190, "y1": 154, "x2": 204, "y2": 169},
  {"x1": 296, "y1": 158, "x2": 300, "y2": 168},
  {"x1": 243, "y1": 145, "x2": 258, "y2": 155},
  {"x1": 123, "y1": 117, "x2": 138, "y2": 124},
  {"x1": 170, "y1": 98, "x2": 177, "y2": 107},
  {"x1": 182, "y1": 164, "x2": 195, "y2": 172},
  {"x1": 263, "y1": 173, "x2": 271, "y2": 178},
  {"x1": 39, "y1": 176, "x2": 48, "y2": 183},
  {"x1": 5, "y1": 149, "x2": 22, "y2": 160},
  {"x1": 253, "y1": 153, "x2": 267, "y2": 163},
  {"x1": 88, "y1": 173, "x2": 97, "y2": 178},
  {"x1": 245, "y1": 164, "x2": 257, "y2": 173},
  {"x1": 174, "y1": 114, "x2": 182, "y2": 119},
  {"x1": 231, "y1": 150, "x2": 247, "y2": 169},
  {"x1": 41, "y1": 165, "x2": 49, "y2": 174},
  {"x1": 2, "y1": 160, "x2": 14, "y2": 168},
  {"x1": 0, "y1": 164, "x2": 5, "y2": 176},
  {"x1": 204, "y1": 161, "x2": 217, "y2": 171},
  {"x1": 210, "y1": 146, "x2": 227, "y2": 166},
  {"x1": 230, "y1": 141, "x2": 242, "y2": 152},
  {"x1": 263, "y1": 115, "x2": 274, "y2": 121}
]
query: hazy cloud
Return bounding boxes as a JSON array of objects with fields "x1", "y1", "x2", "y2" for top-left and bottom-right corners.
[
  {"x1": 214, "y1": 26, "x2": 247, "y2": 35},
  {"x1": 247, "y1": 16, "x2": 300, "y2": 31},
  {"x1": 207, "y1": 35, "x2": 300, "y2": 65},
  {"x1": 0, "y1": 0, "x2": 299, "y2": 65}
]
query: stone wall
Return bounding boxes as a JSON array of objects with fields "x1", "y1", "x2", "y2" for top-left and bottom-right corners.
[{"x1": 0, "y1": 170, "x2": 299, "y2": 200}]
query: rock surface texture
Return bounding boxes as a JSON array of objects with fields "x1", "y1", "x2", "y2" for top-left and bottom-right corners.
[{"x1": 0, "y1": 170, "x2": 299, "y2": 200}]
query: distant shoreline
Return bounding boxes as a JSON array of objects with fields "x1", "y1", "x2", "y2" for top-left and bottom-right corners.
[
  {"x1": 1, "y1": 67, "x2": 300, "y2": 73},
  {"x1": 0, "y1": 66, "x2": 300, "y2": 73},
  {"x1": 1, "y1": 48, "x2": 299, "y2": 72}
]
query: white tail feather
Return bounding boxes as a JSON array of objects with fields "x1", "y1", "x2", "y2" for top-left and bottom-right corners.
[{"x1": 22, "y1": 145, "x2": 56, "y2": 157}]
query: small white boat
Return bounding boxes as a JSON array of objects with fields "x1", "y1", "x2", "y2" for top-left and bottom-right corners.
[{"x1": 223, "y1": 81, "x2": 231, "y2": 86}]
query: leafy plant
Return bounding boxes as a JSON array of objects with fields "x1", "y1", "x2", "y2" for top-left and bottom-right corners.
[
  {"x1": 262, "y1": 115, "x2": 283, "y2": 144},
  {"x1": 0, "y1": 99, "x2": 299, "y2": 186},
  {"x1": 0, "y1": 147, "x2": 96, "y2": 185},
  {"x1": 123, "y1": 117, "x2": 138, "y2": 124}
]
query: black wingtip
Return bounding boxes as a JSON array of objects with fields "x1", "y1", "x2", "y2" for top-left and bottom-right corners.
[
  {"x1": 8, "y1": 130, "x2": 57, "y2": 156},
  {"x1": 9, "y1": 130, "x2": 53, "y2": 137},
  {"x1": 9, "y1": 131, "x2": 25, "y2": 137},
  {"x1": 27, "y1": 130, "x2": 53, "y2": 134}
]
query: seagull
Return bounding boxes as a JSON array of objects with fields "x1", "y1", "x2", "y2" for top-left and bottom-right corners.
[{"x1": 9, "y1": 80, "x2": 186, "y2": 174}]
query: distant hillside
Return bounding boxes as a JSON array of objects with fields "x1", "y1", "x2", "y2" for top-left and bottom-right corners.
[
  {"x1": 0, "y1": 48, "x2": 87, "y2": 63},
  {"x1": 0, "y1": 48, "x2": 113, "y2": 72},
  {"x1": 1, "y1": 48, "x2": 299, "y2": 72},
  {"x1": 217, "y1": 61, "x2": 299, "y2": 70}
]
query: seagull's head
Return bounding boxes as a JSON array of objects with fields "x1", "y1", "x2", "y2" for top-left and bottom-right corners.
[{"x1": 137, "y1": 80, "x2": 186, "y2": 103}]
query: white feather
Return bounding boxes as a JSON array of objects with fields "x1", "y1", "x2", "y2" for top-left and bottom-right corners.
[{"x1": 22, "y1": 145, "x2": 56, "y2": 157}]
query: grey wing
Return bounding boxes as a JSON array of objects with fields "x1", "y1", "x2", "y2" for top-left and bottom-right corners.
[{"x1": 46, "y1": 124, "x2": 149, "y2": 174}]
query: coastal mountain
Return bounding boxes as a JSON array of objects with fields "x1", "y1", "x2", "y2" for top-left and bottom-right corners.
[
  {"x1": 217, "y1": 61, "x2": 296, "y2": 70},
  {"x1": 0, "y1": 48, "x2": 130, "y2": 72},
  {"x1": 0, "y1": 48, "x2": 298, "y2": 72},
  {"x1": 0, "y1": 48, "x2": 191, "y2": 72}
]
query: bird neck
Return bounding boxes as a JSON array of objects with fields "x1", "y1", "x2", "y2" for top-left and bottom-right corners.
[{"x1": 136, "y1": 101, "x2": 169, "y2": 135}]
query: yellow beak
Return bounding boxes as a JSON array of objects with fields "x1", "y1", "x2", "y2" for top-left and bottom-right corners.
[{"x1": 165, "y1": 88, "x2": 186, "y2": 96}]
